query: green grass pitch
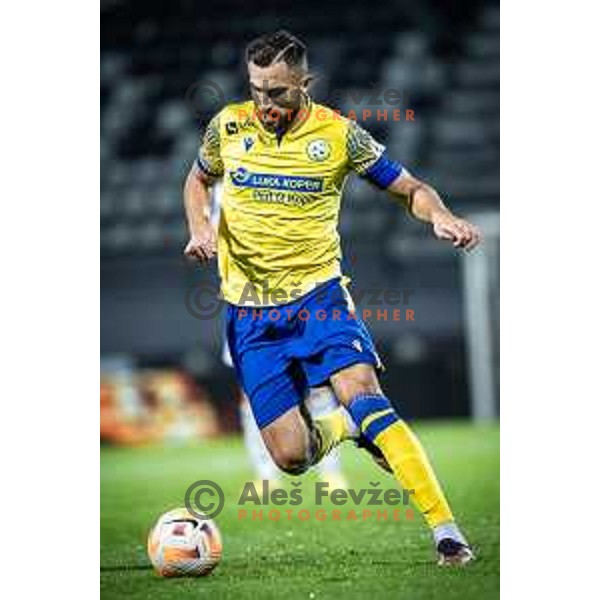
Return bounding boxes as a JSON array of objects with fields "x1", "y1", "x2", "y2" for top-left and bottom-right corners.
[{"x1": 101, "y1": 421, "x2": 499, "y2": 599}]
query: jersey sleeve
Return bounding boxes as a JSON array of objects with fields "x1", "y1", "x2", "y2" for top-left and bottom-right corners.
[
  {"x1": 346, "y1": 120, "x2": 403, "y2": 189},
  {"x1": 196, "y1": 113, "x2": 224, "y2": 178}
]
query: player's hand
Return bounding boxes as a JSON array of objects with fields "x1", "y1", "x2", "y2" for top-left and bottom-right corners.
[
  {"x1": 184, "y1": 222, "x2": 218, "y2": 263},
  {"x1": 432, "y1": 212, "x2": 482, "y2": 251}
]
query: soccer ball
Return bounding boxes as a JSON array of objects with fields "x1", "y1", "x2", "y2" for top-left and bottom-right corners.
[{"x1": 147, "y1": 508, "x2": 223, "y2": 577}]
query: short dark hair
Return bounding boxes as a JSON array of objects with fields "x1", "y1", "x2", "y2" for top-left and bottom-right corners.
[{"x1": 245, "y1": 30, "x2": 308, "y2": 71}]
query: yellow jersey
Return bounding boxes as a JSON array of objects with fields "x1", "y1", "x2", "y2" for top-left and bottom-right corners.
[{"x1": 197, "y1": 98, "x2": 398, "y2": 306}]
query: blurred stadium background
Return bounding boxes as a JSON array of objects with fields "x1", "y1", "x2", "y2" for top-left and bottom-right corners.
[{"x1": 100, "y1": 0, "x2": 499, "y2": 445}]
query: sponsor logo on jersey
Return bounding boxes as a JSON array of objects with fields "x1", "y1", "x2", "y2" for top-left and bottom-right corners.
[
  {"x1": 225, "y1": 121, "x2": 239, "y2": 135},
  {"x1": 229, "y1": 168, "x2": 324, "y2": 193}
]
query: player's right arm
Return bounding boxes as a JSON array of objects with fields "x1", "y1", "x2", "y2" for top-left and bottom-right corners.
[
  {"x1": 183, "y1": 164, "x2": 217, "y2": 263},
  {"x1": 183, "y1": 114, "x2": 224, "y2": 263}
]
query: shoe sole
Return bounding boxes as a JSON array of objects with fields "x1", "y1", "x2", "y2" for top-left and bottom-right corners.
[{"x1": 437, "y1": 551, "x2": 475, "y2": 566}]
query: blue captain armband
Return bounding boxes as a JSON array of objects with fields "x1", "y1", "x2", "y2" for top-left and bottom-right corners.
[{"x1": 363, "y1": 154, "x2": 404, "y2": 189}]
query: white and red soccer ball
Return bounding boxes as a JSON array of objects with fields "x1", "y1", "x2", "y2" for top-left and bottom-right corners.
[{"x1": 147, "y1": 508, "x2": 222, "y2": 577}]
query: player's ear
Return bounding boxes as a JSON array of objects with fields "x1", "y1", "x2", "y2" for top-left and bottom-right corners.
[{"x1": 302, "y1": 73, "x2": 315, "y2": 90}]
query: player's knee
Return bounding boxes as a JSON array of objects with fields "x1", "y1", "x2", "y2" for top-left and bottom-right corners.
[
  {"x1": 261, "y1": 408, "x2": 312, "y2": 474},
  {"x1": 270, "y1": 445, "x2": 311, "y2": 475},
  {"x1": 332, "y1": 364, "x2": 381, "y2": 404}
]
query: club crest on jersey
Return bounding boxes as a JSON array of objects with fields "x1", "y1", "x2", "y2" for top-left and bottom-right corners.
[
  {"x1": 242, "y1": 136, "x2": 255, "y2": 152},
  {"x1": 306, "y1": 139, "x2": 331, "y2": 162}
]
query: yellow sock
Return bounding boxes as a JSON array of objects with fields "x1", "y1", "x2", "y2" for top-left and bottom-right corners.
[
  {"x1": 347, "y1": 394, "x2": 454, "y2": 529},
  {"x1": 312, "y1": 408, "x2": 350, "y2": 464},
  {"x1": 375, "y1": 420, "x2": 453, "y2": 528}
]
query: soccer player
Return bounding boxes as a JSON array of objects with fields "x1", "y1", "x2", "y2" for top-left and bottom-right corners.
[{"x1": 184, "y1": 31, "x2": 481, "y2": 565}]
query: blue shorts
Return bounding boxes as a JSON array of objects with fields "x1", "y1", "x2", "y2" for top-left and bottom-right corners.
[{"x1": 226, "y1": 278, "x2": 382, "y2": 429}]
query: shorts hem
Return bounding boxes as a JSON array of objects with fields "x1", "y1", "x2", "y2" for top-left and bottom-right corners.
[{"x1": 306, "y1": 355, "x2": 380, "y2": 388}]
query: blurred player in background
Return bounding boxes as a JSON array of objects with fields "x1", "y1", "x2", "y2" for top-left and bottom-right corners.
[
  {"x1": 184, "y1": 31, "x2": 481, "y2": 565},
  {"x1": 211, "y1": 181, "x2": 348, "y2": 489}
]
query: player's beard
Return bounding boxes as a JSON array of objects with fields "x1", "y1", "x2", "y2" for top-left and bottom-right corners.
[
  {"x1": 260, "y1": 108, "x2": 283, "y2": 131},
  {"x1": 260, "y1": 106, "x2": 298, "y2": 133}
]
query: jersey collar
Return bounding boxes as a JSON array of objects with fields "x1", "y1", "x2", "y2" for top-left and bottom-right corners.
[{"x1": 253, "y1": 95, "x2": 313, "y2": 141}]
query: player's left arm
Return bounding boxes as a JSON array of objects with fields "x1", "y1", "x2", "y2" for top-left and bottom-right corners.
[
  {"x1": 387, "y1": 171, "x2": 482, "y2": 251},
  {"x1": 346, "y1": 120, "x2": 482, "y2": 251}
]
